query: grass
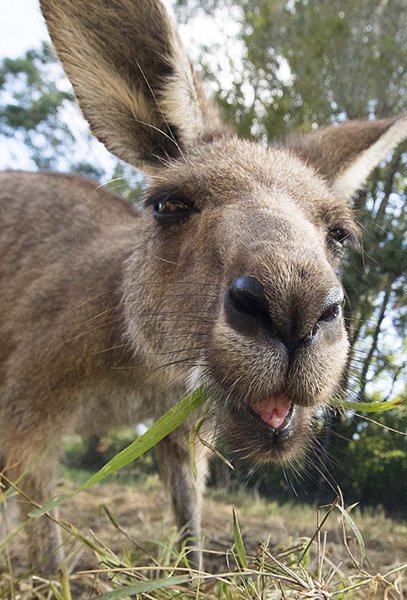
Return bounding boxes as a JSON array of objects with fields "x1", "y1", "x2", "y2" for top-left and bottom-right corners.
[{"x1": 1, "y1": 470, "x2": 406, "y2": 599}]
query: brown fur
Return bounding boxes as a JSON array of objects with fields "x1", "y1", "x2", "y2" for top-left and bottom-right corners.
[{"x1": 0, "y1": 0, "x2": 406, "y2": 573}]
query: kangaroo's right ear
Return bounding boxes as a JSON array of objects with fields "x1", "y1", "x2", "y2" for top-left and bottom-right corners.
[
  {"x1": 40, "y1": 0, "x2": 230, "y2": 173},
  {"x1": 284, "y1": 116, "x2": 407, "y2": 202}
]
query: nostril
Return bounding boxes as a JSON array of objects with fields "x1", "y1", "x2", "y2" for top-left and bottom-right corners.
[
  {"x1": 224, "y1": 276, "x2": 283, "y2": 343},
  {"x1": 299, "y1": 291, "x2": 343, "y2": 348},
  {"x1": 318, "y1": 287, "x2": 344, "y2": 323},
  {"x1": 226, "y1": 275, "x2": 270, "y2": 323},
  {"x1": 318, "y1": 302, "x2": 341, "y2": 323}
]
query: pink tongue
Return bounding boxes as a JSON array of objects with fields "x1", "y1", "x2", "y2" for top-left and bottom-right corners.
[{"x1": 252, "y1": 395, "x2": 292, "y2": 429}]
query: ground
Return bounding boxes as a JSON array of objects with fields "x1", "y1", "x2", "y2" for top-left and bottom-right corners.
[{"x1": 1, "y1": 473, "x2": 406, "y2": 598}]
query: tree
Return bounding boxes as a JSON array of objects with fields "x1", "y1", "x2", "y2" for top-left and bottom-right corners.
[
  {"x1": 0, "y1": 42, "x2": 144, "y2": 200},
  {"x1": 1, "y1": 43, "x2": 87, "y2": 172}
]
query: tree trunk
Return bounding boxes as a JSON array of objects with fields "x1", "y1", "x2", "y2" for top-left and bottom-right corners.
[{"x1": 357, "y1": 285, "x2": 392, "y2": 401}]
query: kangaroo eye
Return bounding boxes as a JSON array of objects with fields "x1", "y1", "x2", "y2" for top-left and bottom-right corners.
[
  {"x1": 327, "y1": 226, "x2": 350, "y2": 255},
  {"x1": 145, "y1": 189, "x2": 197, "y2": 225},
  {"x1": 154, "y1": 197, "x2": 196, "y2": 224}
]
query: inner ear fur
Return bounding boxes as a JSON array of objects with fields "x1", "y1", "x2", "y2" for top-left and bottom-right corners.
[
  {"x1": 284, "y1": 116, "x2": 407, "y2": 201},
  {"x1": 40, "y1": 0, "x2": 230, "y2": 173}
]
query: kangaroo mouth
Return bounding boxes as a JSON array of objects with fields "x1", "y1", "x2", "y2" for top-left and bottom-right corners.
[
  {"x1": 250, "y1": 394, "x2": 293, "y2": 431},
  {"x1": 202, "y1": 364, "x2": 315, "y2": 462},
  {"x1": 221, "y1": 392, "x2": 309, "y2": 463}
]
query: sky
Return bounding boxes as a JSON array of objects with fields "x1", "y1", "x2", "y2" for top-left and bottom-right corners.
[
  {"x1": 0, "y1": 0, "x2": 48, "y2": 59},
  {"x1": 0, "y1": 1, "x2": 116, "y2": 172}
]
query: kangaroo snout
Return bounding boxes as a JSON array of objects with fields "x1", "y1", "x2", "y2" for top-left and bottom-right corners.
[
  {"x1": 209, "y1": 257, "x2": 347, "y2": 462},
  {"x1": 225, "y1": 274, "x2": 343, "y2": 352}
]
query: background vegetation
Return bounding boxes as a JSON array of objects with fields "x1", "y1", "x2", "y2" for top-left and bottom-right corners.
[{"x1": 0, "y1": 0, "x2": 406, "y2": 514}]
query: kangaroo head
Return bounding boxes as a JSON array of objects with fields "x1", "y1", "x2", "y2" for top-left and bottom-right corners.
[{"x1": 41, "y1": 0, "x2": 407, "y2": 463}]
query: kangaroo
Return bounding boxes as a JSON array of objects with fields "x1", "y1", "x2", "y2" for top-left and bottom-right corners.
[{"x1": 0, "y1": 0, "x2": 406, "y2": 574}]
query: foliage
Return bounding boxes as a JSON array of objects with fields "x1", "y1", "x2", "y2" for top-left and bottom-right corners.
[
  {"x1": 177, "y1": 0, "x2": 406, "y2": 132},
  {"x1": 31, "y1": 389, "x2": 208, "y2": 518},
  {"x1": 1, "y1": 43, "x2": 97, "y2": 174},
  {"x1": 0, "y1": 42, "x2": 144, "y2": 196},
  {"x1": 63, "y1": 432, "x2": 157, "y2": 476}
]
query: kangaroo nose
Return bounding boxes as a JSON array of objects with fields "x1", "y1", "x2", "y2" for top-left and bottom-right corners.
[{"x1": 225, "y1": 275, "x2": 343, "y2": 349}]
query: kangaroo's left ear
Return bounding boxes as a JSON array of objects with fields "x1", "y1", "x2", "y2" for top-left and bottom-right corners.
[
  {"x1": 40, "y1": 0, "x2": 231, "y2": 174},
  {"x1": 284, "y1": 116, "x2": 407, "y2": 201}
]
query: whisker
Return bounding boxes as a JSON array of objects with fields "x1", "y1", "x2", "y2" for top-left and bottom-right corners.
[
  {"x1": 91, "y1": 343, "x2": 127, "y2": 355},
  {"x1": 79, "y1": 305, "x2": 119, "y2": 325},
  {"x1": 64, "y1": 319, "x2": 124, "y2": 342}
]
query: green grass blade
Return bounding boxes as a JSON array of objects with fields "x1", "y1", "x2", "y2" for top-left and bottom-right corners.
[
  {"x1": 232, "y1": 507, "x2": 248, "y2": 569},
  {"x1": 90, "y1": 575, "x2": 190, "y2": 599},
  {"x1": 30, "y1": 387, "x2": 208, "y2": 518},
  {"x1": 331, "y1": 397, "x2": 402, "y2": 413}
]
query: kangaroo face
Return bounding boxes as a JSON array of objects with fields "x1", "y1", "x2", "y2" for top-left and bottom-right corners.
[
  {"x1": 124, "y1": 139, "x2": 357, "y2": 462},
  {"x1": 40, "y1": 0, "x2": 406, "y2": 467}
]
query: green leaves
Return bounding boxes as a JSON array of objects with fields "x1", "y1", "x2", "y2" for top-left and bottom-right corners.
[
  {"x1": 0, "y1": 43, "x2": 73, "y2": 134},
  {"x1": 331, "y1": 397, "x2": 403, "y2": 414},
  {"x1": 232, "y1": 508, "x2": 248, "y2": 569},
  {"x1": 0, "y1": 42, "x2": 103, "y2": 174}
]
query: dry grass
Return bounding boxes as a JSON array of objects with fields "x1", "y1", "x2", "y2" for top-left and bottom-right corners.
[{"x1": 1, "y1": 473, "x2": 406, "y2": 599}]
